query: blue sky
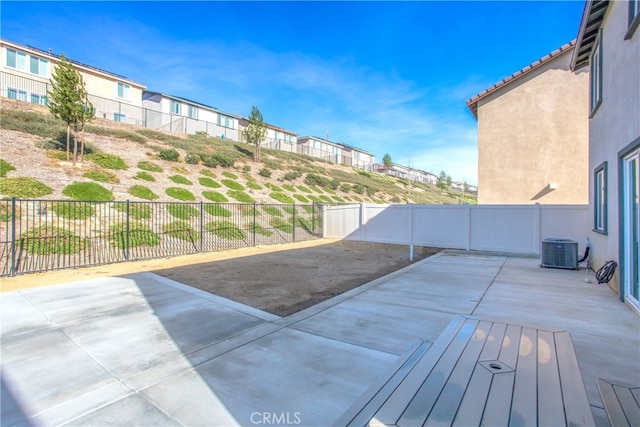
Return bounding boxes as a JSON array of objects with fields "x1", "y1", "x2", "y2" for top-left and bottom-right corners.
[{"x1": 1, "y1": 1, "x2": 585, "y2": 185}]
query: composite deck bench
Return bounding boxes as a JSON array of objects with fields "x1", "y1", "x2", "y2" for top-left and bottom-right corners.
[
  {"x1": 335, "y1": 315, "x2": 595, "y2": 426},
  {"x1": 596, "y1": 378, "x2": 640, "y2": 427}
]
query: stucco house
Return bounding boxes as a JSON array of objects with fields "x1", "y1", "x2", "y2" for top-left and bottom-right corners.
[
  {"x1": 466, "y1": 41, "x2": 589, "y2": 205},
  {"x1": 572, "y1": 0, "x2": 640, "y2": 312},
  {"x1": 1, "y1": 39, "x2": 146, "y2": 124},
  {"x1": 237, "y1": 119, "x2": 298, "y2": 153},
  {"x1": 297, "y1": 136, "x2": 375, "y2": 170},
  {"x1": 142, "y1": 91, "x2": 241, "y2": 140}
]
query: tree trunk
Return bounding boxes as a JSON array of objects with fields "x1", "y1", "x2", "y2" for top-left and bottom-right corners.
[
  {"x1": 72, "y1": 126, "x2": 78, "y2": 165},
  {"x1": 66, "y1": 125, "x2": 70, "y2": 162},
  {"x1": 80, "y1": 123, "x2": 86, "y2": 163}
]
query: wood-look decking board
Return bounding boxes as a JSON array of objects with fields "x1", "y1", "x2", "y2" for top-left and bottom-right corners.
[
  {"x1": 597, "y1": 378, "x2": 640, "y2": 427},
  {"x1": 340, "y1": 315, "x2": 595, "y2": 427}
]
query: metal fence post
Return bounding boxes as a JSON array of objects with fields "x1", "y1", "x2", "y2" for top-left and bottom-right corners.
[
  {"x1": 253, "y1": 203, "x2": 257, "y2": 246},
  {"x1": 292, "y1": 203, "x2": 296, "y2": 242},
  {"x1": 312, "y1": 202, "x2": 315, "y2": 235},
  {"x1": 199, "y1": 201, "x2": 204, "y2": 252},
  {"x1": 125, "y1": 200, "x2": 130, "y2": 260},
  {"x1": 10, "y1": 197, "x2": 16, "y2": 276}
]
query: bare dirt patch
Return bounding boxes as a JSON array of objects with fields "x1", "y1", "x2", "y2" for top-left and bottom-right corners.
[{"x1": 154, "y1": 240, "x2": 440, "y2": 316}]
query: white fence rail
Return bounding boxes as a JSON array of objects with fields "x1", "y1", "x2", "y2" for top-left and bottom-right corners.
[{"x1": 324, "y1": 204, "x2": 590, "y2": 255}]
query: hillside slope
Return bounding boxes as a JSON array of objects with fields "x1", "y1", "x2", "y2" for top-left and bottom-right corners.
[{"x1": 0, "y1": 99, "x2": 476, "y2": 205}]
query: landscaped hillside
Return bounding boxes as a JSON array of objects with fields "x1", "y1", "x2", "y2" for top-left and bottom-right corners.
[{"x1": 0, "y1": 99, "x2": 476, "y2": 205}]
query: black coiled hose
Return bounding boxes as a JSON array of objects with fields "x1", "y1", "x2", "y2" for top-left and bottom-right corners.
[{"x1": 596, "y1": 260, "x2": 617, "y2": 284}]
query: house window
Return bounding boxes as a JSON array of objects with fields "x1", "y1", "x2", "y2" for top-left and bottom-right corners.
[
  {"x1": 117, "y1": 82, "x2": 130, "y2": 99},
  {"x1": 7, "y1": 88, "x2": 27, "y2": 101},
  {"x1": 628, "y1": 0, "x2": 640, "y2": 38},
  {"x1": 6, "y1": 49, "x2": 46, "y2": 76},
  {"x1": 590, "y1": 33, "x2": 603, "y2": 114},
  {"x1": 114, "y1": 113, "x2": 126, "y2": 122},
  {"x1": 170, "y1": 100, "x2": 181, "y2": 115},
  {"x1": 30, "y1": 93, "x2": 47, "y2": 105},
  {"x1": 594, "y1": 162, "x2": 608, "y2": 233},
  {"x1": 188, "y1": 105, "x2": 198, "y2": 119},
  {"x1": 217, "y1": 114, "x2": 234, "y2": 128},
  {"x1": 29, "y1": 56, "x2": 48, "y2": 77},
  {"x1": 283, "y1": 134, "x2": 294, "y2": 144}
]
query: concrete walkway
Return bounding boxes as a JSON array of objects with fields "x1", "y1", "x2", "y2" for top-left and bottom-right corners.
[{"x1": 1, "y1": 252, "x2": 638, "y2": 426}]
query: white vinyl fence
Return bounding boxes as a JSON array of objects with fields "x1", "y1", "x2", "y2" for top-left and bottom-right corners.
[{"x1": 324, "y1": 204, "x2": 590, "y2": 255}]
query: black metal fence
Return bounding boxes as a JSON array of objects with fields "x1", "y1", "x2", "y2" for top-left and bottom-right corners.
[{"x1": 0, "y1": 199, "x2": 323, "y2": 276}]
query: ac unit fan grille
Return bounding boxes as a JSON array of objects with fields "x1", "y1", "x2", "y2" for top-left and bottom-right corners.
[{"x1": 541, "y1": 238, "x2": 578, "y2": 270}]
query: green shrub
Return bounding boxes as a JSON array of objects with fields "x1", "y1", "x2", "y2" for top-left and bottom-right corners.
[
  {"x1": 85, "y1": 153, "x2": 128, "y2": 170},
  {"x1": 228, "y1": 190, "x2": 254, "y2": 203},
  {"x1": 242, "y1": 165, "x2": 251, "y2": 172},
  {"x1": 245, "y1": 221, "x2": 273, "y2": 236},
  {"x1": 304, "y1": 173, "x2": 338, "y2": 189},
  {"x1": 246, "y1": 181, "x2": 262, "y2": 190},
  {"x1": 259, "y1": 168, "x2": 272, "y2": 178},
  {"x1": 85, "y1": 125, "x2": 147, "y2": 144},
  {"x1": 282, "y1": 184, "x2": 296, "y2": 192},
  {"x1": 351, "y1": 195, "x2": 363, "y2": 202},
  {"x1": 307, "y1": 195, "x2": 322, "y2": 203},
  {"x1": 51, "y1": 202, "x2": 95, "y2": 220},
  {"x1": 352, "y1": 184, "x2": 366, "y2": 195},
  {"x1": 185, "y1": 152, "x2": 201, "y2": 164},
  {"x1": 62, "y1": 182, "x2": 114, "y2": 201},
  {"x1": 162, "y1": 221, "x2": 200, "y2": 242},
  {"x1": 201, "y1": 154, "x2": 219, "y2": 168},
  {"x1": 0, "y1": 202, "x2": 20, "y2": 222},
  {"x1": 167, "y1": 204, "x2": 199, "y2": 220},
  {"x1": 134, "y1": 171, "x2": 155, "y2": 182},
  {"x1": 222, "y1": 171, "x2": 238, "y2": 179},
  {"x1": 128, "y1": 185, "x2": 159, "y2": 200},
  {"x1": 204, "y1": 204, "x2": 232, "y2": 217},
  {"x1": 1, "y1": 109, "x2": 66, "y2": 139},
  {"x1": 199, "y1": 177, "x2": 221, "y2": 188},
  {"x1": 270, "y1": 217, "x2": 293, "y2": 233},
  {"x1": 262, "y1": 206, "x2": 283, "y2": 217},
  {"x1": 200, "y1": 168, "x2": 216, "y2": 178},
  {"x1": 158, "y1": 148, "x2": 180, "y2": 162},
  {"x1": 169, "y1": 175, "x2": 193, "y2": 185},
  {"x1": 269, "y1": 192, "x2": 295, "y2": 204},
  {"x1": 83, "y1": 169, "x2": 120, "y2": 184},
  {"x1": 339, "y1": 183, "x2": 351, "y2": 193},
  {"x1": 319, "y1": 195, "x2": 332, "y2": 203},
  {"x1": 212, "y1": 153, "x2": 234, "y2": 168},
  {"x1": 112, "y1": 202, "x2": 152, "y2": 219},
  {"x1": 202, "y1": 191, "x2": 229, "y2": 202},
  {"x1": 166, "y1": 187, "x2": 195, "y2": 201},
  {"x1": 293, "y1": 194, "x2": 310, "y2": 203},
  {"x1": 284, "y1": 171, "x2": 301, "y2": 181},
  {"x1": 265, "y1": 182, "x2": 282, "y2": 191},
  {"x1": 297, "y1": 185, "x2": 311, "y2": 193},
  {"x1": 20, "y1": 226, "x2": 87, "y2": 255},
  {"x1": 109, "y1": 222, "x2": 160, "y2": 249},
  {"x1": 138, "y1": 161, "x2": 163, "y2": 172},
  {"x1": 332, "y1": 196, "x2": 346, "y2": 203},
  {"x1": 205, "y1": 220, "x2": 246, "y2": 240},
  {"x1": 0, "y1": 177, "x2": 53, "y2": 198},
  {"x1": 390, "y1": 196, "x2": 402, "y2": 203},
  {"x1": 0, "y1": 159, "x2": 16, "y2": 177},
  {"x1": 309, "y1": 185, "x2": 323, "y2": 193},
  {"x1": 325, "y1": 187, "x2": 336, "y2": 194},
  {"x1": 222, "y1": 179, "x2": 245, "y2": 191}
]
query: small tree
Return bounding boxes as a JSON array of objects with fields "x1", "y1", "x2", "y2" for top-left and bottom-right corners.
[
  {"x1": 382, "y1": 153, "x2": 393, "y2": 170},
  {"x1": 79, "y1": 95, "x2": 95, "y2": 163},
  {"x1": 437, "y1": 170, "x2": 452, "y2": 193},
  {"x1": 243, "y1": 106, "x2": 267, "y2": 162},
  {"x1": 48, "y1": 54, "x2": 88, "y2": 164}
]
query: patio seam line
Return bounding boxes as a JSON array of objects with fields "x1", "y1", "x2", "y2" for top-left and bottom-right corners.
[{"x1": 469, "y1": 255, "x2": 508, "y2": 316}]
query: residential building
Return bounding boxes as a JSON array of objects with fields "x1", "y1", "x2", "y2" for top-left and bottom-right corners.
[
  {"x1": 142, "y1": 91, "x2": 241, "y2": 140},
  {"x1": 1, "y1": 39, "x2": 146, "y2": 124},
  {"x1": 466, "y1": 41, "x2": 589, "y2": 204},
  {"x1": 237, "y1": 118, "x2": 298, "y2": 153},
  {"x1": 373, "y1": 163, "x2": 438, "y2": 185},
  {"x1": 572, "y1": 0, "x2": 640, "y2": 312},
  {"x1": 297, "y1": 136, "x2": 375, "y2": 170}
]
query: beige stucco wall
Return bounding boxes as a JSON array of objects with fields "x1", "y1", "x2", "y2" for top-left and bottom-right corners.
[
  {"x1": 477, "y1": 48, "x2": 589, "y2": 204},
  {"x1": 81, "y1": 72, "x2": 143, "y2": 107},
  {"x1": 587, "y1": 2, "x2": 640, "y2": 295}
]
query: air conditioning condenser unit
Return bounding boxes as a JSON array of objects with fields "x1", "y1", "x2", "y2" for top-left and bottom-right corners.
[{"x1": 541, "y1": 238, "x2": 578, "y2": 270}]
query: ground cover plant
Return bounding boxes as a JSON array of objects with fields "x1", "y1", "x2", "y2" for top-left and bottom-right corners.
[
  {"x1": 293, "y1": 194, "x2": 310, "y2": 203},
  {"x1": 138, "y1": 161, "x2": 163, "y2": 172},
  {"x1": 62, "y1": 182, "x2": 113, "y2": 201},
  {"x1": 203, "y1": 204, "x2": 232, "y2": 217},
  {"x1": 270, "y1": 192, "x2": 295, "y2": 204},
  {"x1": 202, "y1": 191, "x2": 229, "y2": 202},
  {"x1": 200, "y1": 168, "x2": 216, "y2": 178},
  {"x1": 162, "y1": 220, "x2": 200, "y2": 242},
  {"x1": 227, "y1": 190, "x2": 254, "y2": 203},
  {"x1": 244, "y1": 221, "x2": 273, "y2": 236},
  {"x1": 109, "y1": 222, "x2": 160, "y2": 248},
  {"x1": 270, "y1": 217, "x2": 293, "y2": 233},
  {"x1": 134, "y1": 171, "x2": 155, "y2": 182},
  {"x1": 205, "y1": 220, "x2": 246, "y2": 240},
  {"x1": 50, "y1": 202, "x2": 95, "y2": 220},
  {"x1": 198, "y1": 177, "x2": 221, "y2": 188},
  {"x1": 0, "y1": 177, "x2": 53, "y2": 198},
  {"x1": 222, "y1": 171, "x2": 238, "y2": 179},
  {"x1": 167, "y1": 204, "x2": 199, "y2": 220},
  {"x1": 282, "y1": 184, "x2": 296, "y2": 192},
  {"x1": 221, "y1": 179, "x2": 244, "y2": 191},
  {"x1": 83, "y1": 169, "x2": 120, "y2": 184},
  {"x1": 128, "y1": 185, "x2": 159, "y2": 200},
  {"x1": 262, "y1": 206, "x2": 283, "y2": 217},
  {"x1": 19, "y1": 225, "x2": 87, "y2": 255},
  {"x1": 0, "y1": 159, "x2": 16, "y2": 177},
  {"x1": 246, "y1": 180, "x2": 262, "y2": 190},
  {"x1": 169, "y1": 175, "x2": 193, "y2": 185},
  {"x1": 112, "y1": 202, "x2": 152, "y2": 219},
  {"x1": 166, "y1": 187, "x2": 196, "y2": 201},
  {"x1": 158, "y1": 148, "x2": 180, "y2": 162},
  {"x1": 85, "y1": 153, "x2": 128, "y2": 170}
]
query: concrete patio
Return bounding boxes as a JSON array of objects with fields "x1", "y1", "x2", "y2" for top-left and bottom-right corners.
[{"x1": 1, "y1": 251, "x2": 638, "y2": 426}]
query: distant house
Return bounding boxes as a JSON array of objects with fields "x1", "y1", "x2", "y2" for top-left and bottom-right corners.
[
  {"x1": 142, "y1": 91, "x2": 240, "y2": 140},
  {"x1": 297, "y1": 136, "x2": 375, "y2": 170},
  {"x1": 373, "y1": 163, "x2": 438, "y2": 185},
  {"x1": 572, "y1": 0, "x2": 640, "y2": 311},
  {"x1": 237, "y1": 118, "x2": 298, "y2": 153},
  {"x1": 1, "y1": 38, "x2": 146, "y2": 124},
  {"x1": 466, "y1": 41, "x2": 589, "y2": 204}
]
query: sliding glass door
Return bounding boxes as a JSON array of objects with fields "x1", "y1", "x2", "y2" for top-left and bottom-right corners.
[{"x1": 622, "y1": 148, "x2": 640, "y2": 311}]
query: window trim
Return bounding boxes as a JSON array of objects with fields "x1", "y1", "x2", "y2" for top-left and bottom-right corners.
[
  {"x1": 589, "y1": 31, "x2": 603, "y2": 116},
  {"x1": 117, "y1": 82, "x2": 130, "y2": 100},
  {"x1": 594, "y1": 161, "x2": 608, "y2": 234},
  {"x1": 170, "y1": 100, "x2": 181, "y2": 115},
  {"x1": 187, "y1": 105, "x2": 198, "y2": 120},
  {"x1": 114, "y1": 113, "x2": 127, "y2": 123},
  {"x1": 626, "y1": 0, "x2": 640, "y2": 39}
]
